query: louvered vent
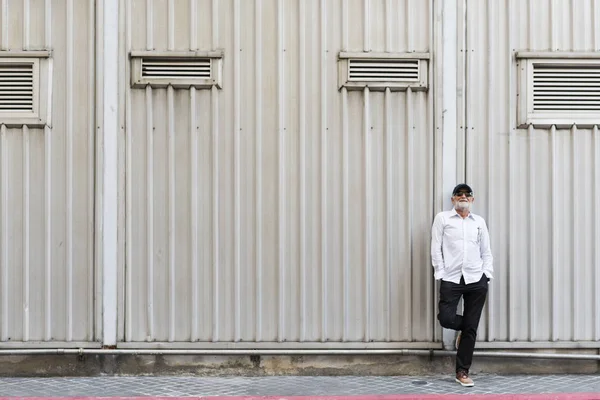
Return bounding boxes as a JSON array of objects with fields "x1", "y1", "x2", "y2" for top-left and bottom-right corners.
[
  {"x1": 0, "y1": 63, "x2": 34, "y2": 112},
  {"x1": 533, "y1": 63, "x2": 600, "y2": 111},
  {"x1": 141, "y1": 58, "x2": 211, "y2": 80},
  {"x1": 348, "y1": 59, "x2": 420, "y2": 81}
]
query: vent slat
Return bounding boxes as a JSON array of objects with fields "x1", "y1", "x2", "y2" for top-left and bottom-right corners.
[
  {"x1": 141, "y1": 58, "x2": 212, "y2": 80},
  {"x1": 0, "y1": 82, "x2": 34, "y2": 86},
  {"x1": 142, "y1": 71, "x2": 211, "y2": 76},
  {"x1": 532, "y1": 63, "x2": 600, "y2": 112},
  {"x1": 534, "y1": 106, "x2": 600, "y2": 110},
  {"x1": 143, "y1": 66, "x2": 210, "y2": 71},
  {"x1": 534, "y1": 88, "x2": 600, "y2": 92},
  {"x1": 348, "y1": 59, "x2": 420, "y2": 82},
  {"x1": 0, "y1": 63, "x2": 34, "y2": 112},
  {"x1": 0, "y1": 95, "x2": 34, "y2": 100}
]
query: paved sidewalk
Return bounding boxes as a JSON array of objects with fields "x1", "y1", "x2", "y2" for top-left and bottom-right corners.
[{"x1": 0, "y1": 375, "x2": 597, "y2": 398}]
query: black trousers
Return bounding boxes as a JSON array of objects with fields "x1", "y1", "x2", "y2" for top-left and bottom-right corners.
[{"x1": 438, "y1": 274, "x2": 488, "y2": 373}]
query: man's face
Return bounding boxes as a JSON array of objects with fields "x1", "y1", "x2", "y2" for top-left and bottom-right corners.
[{"x1": 452, "y1": 190, "x2": 474, "y2": 211}]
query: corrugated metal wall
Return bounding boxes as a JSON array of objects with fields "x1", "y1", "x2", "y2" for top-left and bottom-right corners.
[
  {"x1": 0, "y1": 0, "x2": 96, "y2": 343},
  {"x1": 123, "y1": 0, "x2": 435, "y2": 345},
  {"x1": 465, "y1": 0, "x2": 600, "y2": 346}
]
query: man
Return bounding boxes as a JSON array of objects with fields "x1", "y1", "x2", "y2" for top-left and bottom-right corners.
[{"x1": 431, "y1": 183, "x2": 493, "y2": 387}]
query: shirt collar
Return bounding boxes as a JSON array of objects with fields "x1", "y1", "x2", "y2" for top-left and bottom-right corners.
[{"x1": 450, "y1": 207, "x2": 476, "y2": 220}]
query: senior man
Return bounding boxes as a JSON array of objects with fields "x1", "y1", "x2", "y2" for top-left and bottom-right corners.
[{"x1": 431, "y1": 183, "x2": 494, "y2": 387}]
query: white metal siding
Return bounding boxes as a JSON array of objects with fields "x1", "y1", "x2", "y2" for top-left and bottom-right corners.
[
  {"x1": 123, "y1": 0, "x2": 434, "y2": 345},
  {"x1": 465, "y1": 0, "x2": 600, "y2": 346},
  {"x1": 0, "y1": 0, "x2": 96, "y2": 343}
]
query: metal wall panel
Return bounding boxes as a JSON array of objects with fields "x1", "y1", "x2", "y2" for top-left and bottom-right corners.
[
  {"x1": 0, "y1": 0, "x2": 96, "y2": 343},
  {"x1": 465, "y1": 0, "x2": 600, "y2": 345},
  {"x1": 124, "y1": 0, "x2": 435, "y2": 345}
]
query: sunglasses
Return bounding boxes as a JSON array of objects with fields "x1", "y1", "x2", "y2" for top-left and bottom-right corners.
[{"x1": 454, "y1": 192, "x2": 473, "y2": 198}]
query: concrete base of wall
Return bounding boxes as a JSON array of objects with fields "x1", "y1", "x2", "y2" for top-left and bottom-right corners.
[{"x1": 0, "y1": 351, "x2": 597, "y2": 376}]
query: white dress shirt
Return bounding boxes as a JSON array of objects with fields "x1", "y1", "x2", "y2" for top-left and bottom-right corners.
[{"x1": 431, "y1": 208, "x2": 494, "y2": 284}]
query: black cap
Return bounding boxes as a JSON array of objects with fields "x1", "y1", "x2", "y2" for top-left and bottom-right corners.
[{"x1": 452, "y1": 183, "x2": 473, "y2": 196}]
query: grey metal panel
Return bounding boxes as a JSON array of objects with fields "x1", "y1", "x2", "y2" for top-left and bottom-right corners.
[
  {"x1": 465, "y1": 0, "x2": 600, "y2": 344},
  {"x1": 125, "y1": 0, "x2": 434, "y2": 344},
  {"x1": 0, "y1": 0, "x2": 95, "y2": 342}
]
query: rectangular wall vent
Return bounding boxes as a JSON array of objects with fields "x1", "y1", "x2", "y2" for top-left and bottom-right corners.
[
  {"x1": 517, "y1": 56, "x2": 600, "y2": 127},
  {"x1": 141, "y1": 58, "x2": 212, "y2": 80},
  {"x1": 0, "y1": 63, "x2": 34, "y2": 112},
  {"x1": 348, "y1": 59, "x2": 420, "y2": 82},
  {"x1": 532, "y1": 63, "x2": 600, "y2": 111},
  {"x1": 131, "y1": 52, "x2": 223, "y2": 89},
  {"x1": 338, "y1": 53, "x2": 429, "y2": 91}
]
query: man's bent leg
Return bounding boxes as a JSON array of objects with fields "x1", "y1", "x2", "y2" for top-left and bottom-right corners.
[
  {"x1": 456, "y1": 275, "x2": 488, "y2": 372},
  {"x1": 438, "y1": 280, "x2": 464, "y2": 331}
]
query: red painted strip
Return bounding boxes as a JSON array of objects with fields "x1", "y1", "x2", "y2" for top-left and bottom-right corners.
[{"x1": 2, "y1": 394, "x2": 599, "y2": 400}]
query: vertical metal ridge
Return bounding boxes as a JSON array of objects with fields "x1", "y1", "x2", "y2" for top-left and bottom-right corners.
[
  {"x1": 464, "y1": 0, "x2": 472, "y2": 182},
  {"x1": 457, "y1": 0, "x2": 466, "y2": 182},
  {"x1": 23, "y1": 0, "x2": 30, "y2": 49},
  {"x1": 406, "y1": 87, "x2": 414, "y2": 338},
  {"x1": 528, "y1": 125, "x2": 536, "y2": 341},
  {"x1": 66, "y1": 0, "x2": 74, "y2": 342},
  {"x1": 507, "y1": 0, "x2": 515, "y2": 343},
  {"x1": 594, "y1": 125, "x2": 600, "y2": 341},
  {"x1": 145, "y1": 86, "x2": 154, "y2": 340},
  {"x1": 427, "y1": 0, "x2": 435, "y2": 343},
  {"x1": 320, "y1": 0, "x2": 327, "y2": 343},
  {"x1": 384, "y1": 88, "x2": 392, "y2": 342},
  {"x1": 298, "y1": 0, "x2": 306, "y2": 342},
  {"x1": 211, "y1": 0, "x2": 219, "y2": 343},
  {"x1": 167, "y1": 86, "x2": 175, "y2": 342},
  {"x1": 341, "y1": 0, "x2": 348, "y2": 51},
  {"x1": 212, "y1": 0, "x2": 218, "y2": 49},
  {"x1": 23, "y1": 126, "x2": 30, "y2": 341},
  {"x1": 190, "y1": 0, "x2": 197, "y2": 50},
  {"x1": 101, "y1": 0, "x2": 120, "y2": 346},
  {"x1": 255, "y1": 0, "x2": 263, "y2": 342},
  {"x1": 0, "y1": 125, "x2": 7, "y2": 341},
  {"x1": 364, "y1": 87, "x2": 371, "y2": 342},
  {"x1": 211, "y1": 84, "x2": 219, "y2": 342},
  {"x1": 486, "y1": 0, "x2": 495, "y2": 342},
  {"x1": 551, "y1": 125, "x2": 558, "y2": 341},
  {"x1": 385, "y1": 0, "x2": 391, "y2": 51},
  {"x1": 278, "y1": 0, "x2": 286, "y2": 343},
  {"x1": 233, "y1": 0, "x2": 241, "y2": 342},
  {"x1": 364, "y1": 0, "x2": 370, "y2": 51},
  {"x1": 406, "y1": 0, "x2": 413, "y2": 51},
  {"x1": 125, "y1": 0, "x2": 133, "y2": 341},
  {"x1": 146, "y1": 0, "x2": 153, "y2": 50},
  {"x1": 570, "y1": 0, "x2": 575, "y2": 49},
  {"x1": 167, "y1": 0, "x2": 174, "y2": 50},
  {"x1": 525, "y1": 0, "x2": 534, "y2": 344},
  {"x1": 43, "y1": 2, "x2": 52, "y2": 341},
  {"x1": 595, "y1": 0, "x2": 600, "y2": 50},
  {"x1": 527, "y1": 0, "x2": 534, "y2": 48},
  {"x1": 87, "y1": 0, "x2": 94, "y2": 342},
  {"x1": 44, "y1": 0, "x2": 51, "y2": 47},
  {"x1": 187, "y1": 1, "x2": 198, "y2": 341},
  {"x1": 1, "y1": 0, "x2": 7, "y2": 50},
  {"x1": 190, "y1": 87, "x2": 199, "y2": 341},
  {"x1": 430, "y1": 0, "x2": 438, "y2": 344},
  {"x1": 550, "y1": 0, "x2": 556, "y2": 50},
  {"x1": 44, "y1": 126, "x2": 51, "y2": 340},
  {"x1": 210, "y1": 0, "x2": 219, "y2": 343},
  {"x1": 341, "y1": 87, "x2": 349, "y2": 342},
  {"x1": 341, "y1": 1, "x2": 348, "y2": 343},
  {"x1": 571, "y1": 125, "x2": 578, "y2": 341}
]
